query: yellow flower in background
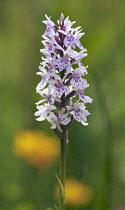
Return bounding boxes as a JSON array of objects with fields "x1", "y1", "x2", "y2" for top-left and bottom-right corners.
[
  {"x1": 55, "y1": 178, "x2": 93, "y2": 206},
  {"x1": 14, "y1": 130, "x2": 59, "y2": 168}
]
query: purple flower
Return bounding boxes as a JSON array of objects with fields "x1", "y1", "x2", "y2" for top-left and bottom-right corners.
[
  {"x1": 67, "y1": 102, "x2": 90, "y2": 125},
  {"x1": 54, "y1": 55, "x2": 71, "y2": 73},
  {"x1": 70, "y1": 76, "x2": 89, "y2": 91},
  {"x1": 79, "y1": 92, "x2": 93, "y2": 103},
  {"x1": 34, "y1": 103, "x2": 56, "y2": 121},
  {"x1": 35, "y1": 13, "x2": 92, "y2": 132},
  {"x1": 42, "y1": 15, "x2": 55, "y2": 36},
  {"x1": 64, "y1": 32, "x2": 84, "y2": 50},
  {"x1": 73, "y1": 107, "x2": 90, "y2": 125},
  {"x1": 47, "y1": 110, "x2": 71, "y2": 131},
  {"x1": 58, "y1": 108, "x2": 71, "y2": 128},
  {"x1": 54, "y1": 83, "x2": 69, "y2": 97},
  {"x1": 64, "y1": 34, "x2": 76, "y2": 48}
]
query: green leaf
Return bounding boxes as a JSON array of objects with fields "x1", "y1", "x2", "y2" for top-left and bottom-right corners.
[
  {"x1": 44, "y1": 208, "x2": 53, "y2": 210},
  {"x1": 55, "y1": 174, "x2": 65, "y2": 201},
  {"x1": 54, "y1": 205, "x2": 58, "y2": 210}
]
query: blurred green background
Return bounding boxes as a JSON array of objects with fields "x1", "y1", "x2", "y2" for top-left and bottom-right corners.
[{"x1": 0, "y1": 0, "x2": 125, "y2": 210}]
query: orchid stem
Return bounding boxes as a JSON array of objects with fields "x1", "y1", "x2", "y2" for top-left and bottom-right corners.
[{"x1": 59, "y1": 129, "x2": 68, "y2": 210}]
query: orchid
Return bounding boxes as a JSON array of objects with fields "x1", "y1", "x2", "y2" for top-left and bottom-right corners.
[
  {"x1": 34, "y1": 13, "x2": 92, "y2": 210},
  {"x1": 35, "y1": 13, "x2": 92, "y2": 136}
]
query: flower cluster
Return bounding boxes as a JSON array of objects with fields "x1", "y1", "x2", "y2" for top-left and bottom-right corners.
[{"x1": 35, "y1": 14, "x2": 92, "y2": 136}]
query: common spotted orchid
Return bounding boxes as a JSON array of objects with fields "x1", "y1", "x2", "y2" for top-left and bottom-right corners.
[{"x1": 35, "y1": 13, "x2": 92, "y2": 138}]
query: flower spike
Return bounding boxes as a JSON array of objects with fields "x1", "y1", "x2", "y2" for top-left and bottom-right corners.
[{"x1": 35, "y1": 14, "x2": 93, "y2": 135}]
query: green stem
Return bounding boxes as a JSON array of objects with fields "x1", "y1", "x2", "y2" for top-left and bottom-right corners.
[{"x1": 59, "y1": 129, "x2": 68, "y2": 210}]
